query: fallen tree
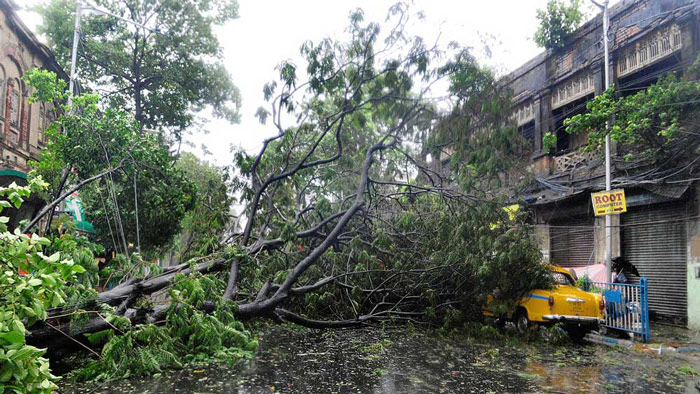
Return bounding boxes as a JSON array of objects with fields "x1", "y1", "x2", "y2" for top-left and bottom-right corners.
[{"x1": 14, "y1": 4, "x2": 551, "y2": 386}]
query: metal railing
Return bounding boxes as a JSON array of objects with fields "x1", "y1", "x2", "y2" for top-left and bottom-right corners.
[{"x1": 589, "y1": 278, "x2": 650, "y2": 342}]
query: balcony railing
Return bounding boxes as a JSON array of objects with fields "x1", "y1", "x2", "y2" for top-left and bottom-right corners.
[{"x1": 553, "y1": 148, "x2": 600, "y2": 173}]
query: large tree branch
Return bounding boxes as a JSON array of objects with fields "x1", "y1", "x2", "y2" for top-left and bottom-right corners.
[
  {"x1": 246, "y1": 210, "x2": 348, "y2": 254},
  {"x1": 234, "y1": 138, "x2": 396, "y2": 316}
]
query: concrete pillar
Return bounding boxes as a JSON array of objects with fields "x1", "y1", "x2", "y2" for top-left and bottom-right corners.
[
  {"x1": 679, "y1": 20, "x2": 697, "y2": 78},
  {"x1": 537, "y1": 222, "x2": 551, "y2": 263},
  {"x1": 592, "y1": 63, "x2": 604, "y2": 95},
  {"x1": 539, "y1": 91, "x2": 553, "y2": 144},
  {"x1": 595, "y1": 214, "x2": 621, "y2": 266},
  {"x1": 533, "y1": 98, "x2": 543, "y2": 153}
]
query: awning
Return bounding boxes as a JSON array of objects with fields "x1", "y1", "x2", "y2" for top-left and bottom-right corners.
[
  {"x1": 640, "y1": 182, "x2": 690, "y2": 200},
  {"x1": 64, "y1": 193, "x2": 96, "y2": 234},
  {"x1": 0, "y1": 169, "x2": 27, "y2": 179}
]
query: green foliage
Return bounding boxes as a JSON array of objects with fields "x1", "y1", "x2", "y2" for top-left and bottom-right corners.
[
  {"x1": 36, "y1": 0, "x2": 241, "y2": 141},
  {"x1": 534, "y1": 0, "x2": 583, "y2": 51},
  {"x1": 279, "y1": 195, "x2": 551, "y2": 326},
  {"x1": 166, "y1": 153, "x2": 233, "y2": 264},
  {"x1": 25, "y1": 68, "x2": 196, "y2": 253},
  {"x1": 74, "y1": 273, "x2": 256, "y2": 381},
  {"x1": 0, "y1": 179, "x2": 90, "y2": 393},
  {"x1": 430, "y1": 50, "x2": 532, "y2": 192},
  {"x1": 360, "y1": 339, "x2": 392, "y2": 354},
  {"x1": 542, "y1": 131, "x2": 557, "y2": 154},
  {"x1": 565, "y1": 72, "x2": 700, "y2": 165},
  {"x1": 677, "y1": 365, "x2": 699, "y2": 376},
  {"x1": 98, "y1": 253, "x2": 162, "y2": 288}
]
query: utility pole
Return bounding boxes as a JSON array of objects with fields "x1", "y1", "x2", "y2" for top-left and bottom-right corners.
[
  {"x1": 68, "y1": 0, "x2": 82, "y2": 105},
  {"x1": 592, "y1": 0, "x2": 613, "y2": 282},
  {"x1": 67, "y1": 0, "x2": 158, "y2": 102}
]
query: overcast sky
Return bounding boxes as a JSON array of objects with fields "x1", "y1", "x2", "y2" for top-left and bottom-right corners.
[{"x1": 18, "y1": 1, "x2": 601, "y2": 166}]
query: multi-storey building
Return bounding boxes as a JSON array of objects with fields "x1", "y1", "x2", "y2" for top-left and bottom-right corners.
[
  {"x1": 503, "y1": 0, "x2": 700, "y2": 327},
  {"x1": 0, "y1": 0, "x2": 67, "y2": 227}
]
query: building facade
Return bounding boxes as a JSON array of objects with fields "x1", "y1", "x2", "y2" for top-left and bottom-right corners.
[
  {"x1": 502, "y1": 0, "x2": 700, "y2": 327},
  {"x1": 0, "y1": 0, "x2": 67, "y2": 228}
]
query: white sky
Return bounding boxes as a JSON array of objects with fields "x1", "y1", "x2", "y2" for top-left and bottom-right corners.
[{"x1": 18, "y1": 0, "x2": 600, "y2": 166}]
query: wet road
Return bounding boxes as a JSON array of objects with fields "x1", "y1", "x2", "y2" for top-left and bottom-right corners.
[{"x1": 59, "y1": 325, "x2": 699, "y2": 393}]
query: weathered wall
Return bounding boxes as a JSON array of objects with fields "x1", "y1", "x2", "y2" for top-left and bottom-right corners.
[
  {"x1": 535, "y1": 223, "x2": 550, "y2": 263},
  {"x1": 0, "y1": 3, "x2": 59, "y2": 174}
]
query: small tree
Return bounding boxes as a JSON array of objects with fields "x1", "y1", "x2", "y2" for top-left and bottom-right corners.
[
  {"x1": 534, "y1": 0, "x2": 583, "y2": 51},
  {"x1": 24, "y1": 69, "x2": 196, "y2": 254}
]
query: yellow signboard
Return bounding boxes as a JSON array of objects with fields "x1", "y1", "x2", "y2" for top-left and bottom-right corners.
[{"x1": 591, "y1": 189, "x2": 627, "y2": 216}]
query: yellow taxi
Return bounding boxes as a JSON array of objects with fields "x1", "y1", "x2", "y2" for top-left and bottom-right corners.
[{"x1": 484, "y1": 265, "x2": 604, "y2": 340}]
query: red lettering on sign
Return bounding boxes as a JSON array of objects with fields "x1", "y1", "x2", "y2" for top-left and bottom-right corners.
[
  {"x1": 595, "y1": 196, "x2": 602, "y2": 204},
  {"x1": 602, "y1": 195, "x2": 609, "y2": 203}
]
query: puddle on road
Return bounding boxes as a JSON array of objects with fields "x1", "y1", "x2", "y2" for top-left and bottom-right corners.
[{"x1": 59, "y1": 325, "x2": 697, "y2": 393}]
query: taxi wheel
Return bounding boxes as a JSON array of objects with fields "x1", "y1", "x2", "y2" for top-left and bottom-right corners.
[
  {"x1": 515, "y1": 310, "x2": 530, "y2": 335},
  {"x1": 566, "y1": 326, "x2": 588, "y2": 343},
  {"x1": 495, "y1": 317, "x2": 507, "y2": 332}
]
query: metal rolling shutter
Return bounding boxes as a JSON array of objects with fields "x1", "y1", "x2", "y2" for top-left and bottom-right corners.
[
  {"x1": 550, "y1": 216, "x2": 595, "y2": 267},
  {"x1": 622, "y1": 202, "x2": 688, "y2": 324}
]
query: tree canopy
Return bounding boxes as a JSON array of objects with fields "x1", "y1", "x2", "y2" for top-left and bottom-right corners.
[
  {"x1": 36, "y1": 0, "x2": 241, "y2": 141},
  {"x1": 534, "y1": 0, "x2": 583, "y2": 51}
]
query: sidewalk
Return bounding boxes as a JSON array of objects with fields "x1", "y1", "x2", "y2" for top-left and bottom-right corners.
[{"x1": 648, "y1": 323, "x2": 700, "y2": 349}]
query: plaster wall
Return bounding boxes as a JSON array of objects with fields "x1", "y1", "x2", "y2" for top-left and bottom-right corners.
[{"x1": 687, "y1": 185, "x2": 700, "y2": 329}]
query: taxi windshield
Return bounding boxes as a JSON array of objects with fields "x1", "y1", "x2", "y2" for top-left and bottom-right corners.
[{"x1": 552, "y1": 271, "x2": 575, "y2": 286}]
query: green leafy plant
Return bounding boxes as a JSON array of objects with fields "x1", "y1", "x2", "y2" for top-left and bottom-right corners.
[
  {"x1": 543, "y1": 131, "x2": 557, "y2": 154},
  {"x1": 677, "y1": 365, "x2": 699, "y2": 376},
  {"x1": 73, "y1": 273, "x2": 257, "y2": 382},
  {"x1": 25, "y1": 68, "x2": 197, "y2": 253},
  {"x1": 0, "y1": 178, "x2": 88, "y2": 393},
  {"x1": 534, "y1": 0, "x2": 583, "y2": 51},
  {"x1": 166, "y1": 153, "x2": 234, "y2": 266}
]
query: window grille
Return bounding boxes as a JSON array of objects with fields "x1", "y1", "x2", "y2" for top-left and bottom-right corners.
[
  {"x1": 617, "y1": 24, "x2": 682, "y2": 78},
  {"x1": 551, "y1": 71, "x2": 594, "y2": 109},
  {"x1": 511, "y1": 100, "x2": 535, "y2": 127}
]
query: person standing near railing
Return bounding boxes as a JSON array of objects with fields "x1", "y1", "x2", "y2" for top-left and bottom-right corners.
[{"x1": 612, "y1": 256, "x2": 640, "y2": 283}]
